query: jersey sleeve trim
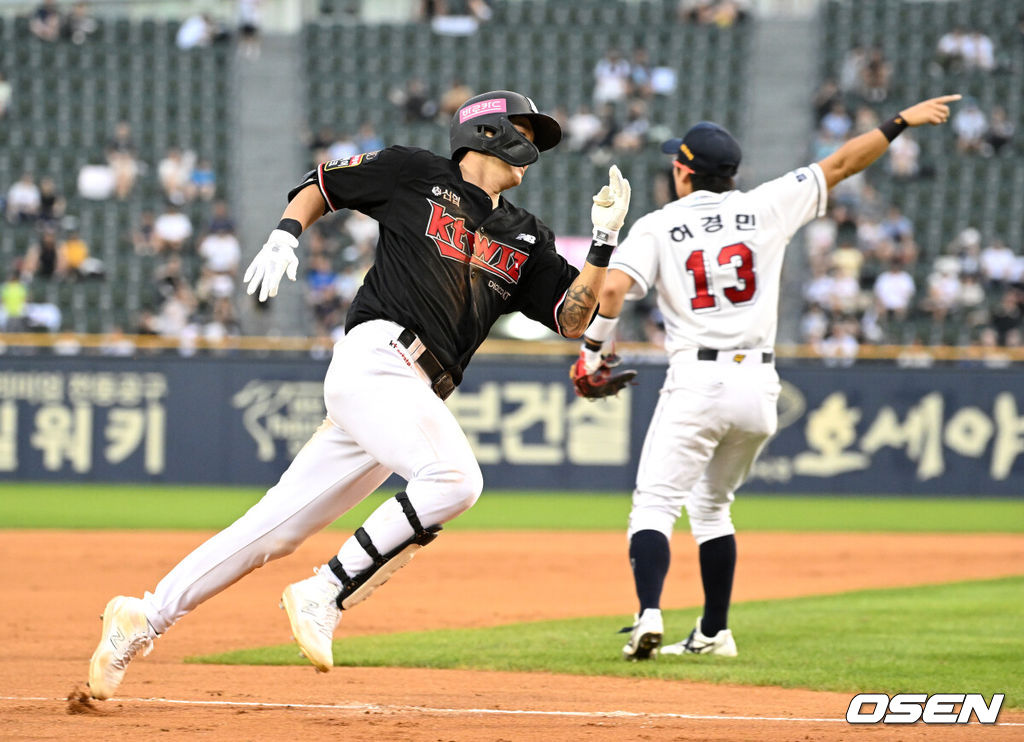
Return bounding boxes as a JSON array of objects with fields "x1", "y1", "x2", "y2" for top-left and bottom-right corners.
[
  {"x1": 608, "y1": 261, "x2": 650, "y2": 299},
  {"x1": 316, "y1": 163, "x2": 339, "y2": 213},
  {"x1": 808, "y1": 162, "x2": 828, "y2": 217},
  {"x1": 552, "y1": 288, "x2": 569, "y2": 337}
]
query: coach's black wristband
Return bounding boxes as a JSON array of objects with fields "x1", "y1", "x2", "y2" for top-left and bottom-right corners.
[
  {"x1": 878, "y1": 114, "x2": 909, "y2": 143},
  {"x1": 586, "y1": 240, "x2": 615, "y2": 268},
  {"x1": 276, "y1": 218, "x2": 303, "y2": 239}
]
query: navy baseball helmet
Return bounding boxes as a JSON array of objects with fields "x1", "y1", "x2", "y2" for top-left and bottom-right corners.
[
  {"x1": 661, "y1": 122, "x2": 742, "y2": 177},
  {"x1": 450, "y1": 90, "x2": 562, "y2": 167}
]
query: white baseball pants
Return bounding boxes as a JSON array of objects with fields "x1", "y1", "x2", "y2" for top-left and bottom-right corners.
[
  {"x1": 627, "y1": 356, "x2": 780, "y2": 546},
  {"x1": 143, "y1": 320, "x2": 482, "y2": 634}
]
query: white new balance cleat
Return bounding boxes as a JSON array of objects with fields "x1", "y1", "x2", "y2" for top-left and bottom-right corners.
[
  {"x1": 620, "y1": 608, "x2": 663, "y2": 661},
  {"x1": 88, "y1": 596, "x2": 156, "y2": 700},
  {"x1": 659, "y1": 616, "x2": 738, "y2": 657},
  {"x1": 280, "y1": 567, "x2": 341, "y2": 673}
]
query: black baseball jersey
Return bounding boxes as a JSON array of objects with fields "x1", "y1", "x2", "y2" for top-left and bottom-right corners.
[{"x1": 289, "y1": 145, "x2": 579, "y2": 386}]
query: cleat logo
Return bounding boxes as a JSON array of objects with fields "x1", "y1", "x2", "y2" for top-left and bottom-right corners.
[{"x1": 108, "y1": 627, "x2": 126, "y2": 649}]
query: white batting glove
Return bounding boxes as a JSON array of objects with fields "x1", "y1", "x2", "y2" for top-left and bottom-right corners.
[
  {"x1": 591, "y1": 164, "x2": 631, "y2": 245},
  {"x1": 243, "y1": 229, "x2": 299, "y2": 302}
]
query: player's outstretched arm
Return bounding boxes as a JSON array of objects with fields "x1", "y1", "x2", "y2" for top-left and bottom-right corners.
[
  {"x1": 558, "y1": 165, "x2": 631, "y2": 337},
  {"x1": 818, "y1": 93, "x2": 961, "y2": 190},
  {"x1": 243, "y1": 184, "x2": 326, "y2": 302}
]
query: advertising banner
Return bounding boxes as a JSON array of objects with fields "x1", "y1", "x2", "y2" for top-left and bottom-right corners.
[{"x1": 1, "y1": 354, "x2": 1020, "y2": 495}]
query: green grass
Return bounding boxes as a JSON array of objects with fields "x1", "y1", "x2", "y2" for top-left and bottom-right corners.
[
  {"x1": 196, "y1": 577, "x2": 1024, "y2": 707},
  {"x1": 0, "y1": 483, "x2": 1022, "y2": 532}
]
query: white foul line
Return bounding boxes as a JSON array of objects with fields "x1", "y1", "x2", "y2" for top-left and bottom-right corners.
[{"x1": 2, "y1": 695, "x2": 1022, "y2": 725}]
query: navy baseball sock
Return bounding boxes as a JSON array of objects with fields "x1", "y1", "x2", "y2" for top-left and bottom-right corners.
[
  {"x1": 698, "y1": 534, "x2": 736, "y2": 636},
  {"x1": 629, "y1": 529, "x2": 670, "y2": 613}
]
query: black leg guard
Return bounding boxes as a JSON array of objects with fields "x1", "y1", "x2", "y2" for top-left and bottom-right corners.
[{"x1": 328, "y1": 492, "x2": 441, "y2": 610}]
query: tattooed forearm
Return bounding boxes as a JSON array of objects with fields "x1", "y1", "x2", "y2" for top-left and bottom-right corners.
[{"x1": 559, "y1": 282, "x2": 598, "y2": 337}]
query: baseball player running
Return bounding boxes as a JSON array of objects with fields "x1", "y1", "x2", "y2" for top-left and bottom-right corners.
[
  {"x1": 88, "y1": 90, "x2": 631, "y2": 699},
  {"x1": 569, "y1": 94, "x2": 959, "y2": 660}
]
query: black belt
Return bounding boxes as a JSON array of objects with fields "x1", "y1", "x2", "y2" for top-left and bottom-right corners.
[
  {"x1": 398, "y1": 328, "x2": 456, "y2": 400},
  {"x1": 697, "y1": 348, "x2": 774, "y2": 363}
]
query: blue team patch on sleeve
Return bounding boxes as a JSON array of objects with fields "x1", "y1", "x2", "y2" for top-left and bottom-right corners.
[{"x1": 324, "y1": 150, "x2": 380, "y2": 170}]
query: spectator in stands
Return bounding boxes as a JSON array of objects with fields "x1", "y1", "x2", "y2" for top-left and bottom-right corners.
[
  {"x1": 838, "y1": 45, "x2": 866, "y2": 94},
  {"x1": 612, "y1": 99, "x2": 650, "y2": 153},
  {"x1": 157, "y1": 283, "x2": 197, "y2": 337},
  {"x1": 896, "y1": 339, "x2": 935, "y2": 368},
  {"x1": 991, "y1": 289, "x2": 1023, "y2": 345},
  {"x1": 817, "y1": 319, "x2": 859, "y2": 367},
  {"x1": 63, "y1": 2, "x2": 97, "y2": 44},
  {"x1": 206, "y1": 200, "x2": 236, "y2": 234},
  {"x1": 176, "y1": 13, "x2": 213, "y2": 50},
  {"x1": 158, "y1": 146, "x2": 196, "y2": 206},
  {"x1": 678, "y1": 0, "x2": 748, "y2": 27},
  {"x1": 0, "y1": 72, "x2": 11, "y2": 119},
  {"x1": 392, "y1": 78, "x2": 438, "y2": 124},
  {"x1": 100, "y1": 326, "x2": 137, "y2": 357},
  {"x1": 819, "y1": 101, "x2": 852, "y2": 140},
  {"x1": 204, "y1": 297, "x2": 241, "y2": 345},
  {"x1": 886, "y1": 130, "x2": 920, "y2": 179},
  {"x1": 1, "y1": 268, "x2": 27, "y2": 331},
  {"x1": 828, "y1": 264, "x2": 862, "y2": 317},
  {"x1": 566, "y1": 104, "x2": 603, "y2": 152},
  {"x1": 980, "y1": 236, "x2": 1016, "y2": 287},
  {"x1": 106, "y1": 121, "x2": 139, "y2": 200},
  {"x1": 963, "y1": 29, "x2": 996, "y2": 71},
  {"x1": 959, "y1": 272, "x2": 988, "y2": 333},
  {"x1": 21, "y1": 224, "x2": 59, "y2": 280},
  {"x1": 799, "y1": 301, "x2": 829, "y2": 344},
  {"x1": 439, "y1": 79, "x2": 475, "y2": 120},
  {"x1": 152, "y1": 254, "x2": 185, "y2": 303},
  {"x1": 953, "y1": 99, "x2": 987, "y2": 154},
  {"x1": 131, "y1": 209, "x2": 158, "y2": 256},
  {"x1": 812, "y1": 78, "x2": 842, "y2": 122},
  {"x1": 858, "y1": 48, "x2": 891, "y2": 104},
  {"x1": 803, "y1": 263, "x2": 835, "y2": 310},
  {"x1": 37, "y1": 176, "x2": 65, "y2": 227},
  {"x1": 354, "y1": 121, "x2": 384, "y2": 153},
  {"x1": 628, "y1": 47, "x2": 654, "y2": 100},
  {"x1": 59, "y1": 228, "x2": 103, "y2": 280},
  {"x1": 29, "y1": 0, "x2": 61, "y2": 42},
  {"x1": 873, "y1": 259, "x2": 916, "y2": 325},
  {"x1": 326, "y1": 131, "x2": 359, "y2": 163},
  {"x1": 593, "y1": 48, "x2": 631, "y2": 106},
  {"x1": 936, "y1": 25, "x2": 968, "y2": 73},
  {"x1": 879, "y1": 205, "x2": 913, "y2": 247},
  {"x1": 198, "y1": 222, "x2": 241, "y2": 298},
  {"x1": 5, "y1": 172, "x2": 41, "y2": 224},
  {"x1": 922, "y1": 256, "x2": 962, "y2": 330},
  {"x1": 342, "y1": 211, "x2": 379, "y2": 259},
  {"x1": 851, "y1": 105, "x2": 879, "y2": 136},
  {"x1": 983, "y1": 106, "x2": 1014, "y2": 157},
  {"x1": 187, "y1": 157, "x2": 217, "y2": 202},
  {"x1": 153, "y1": 202, "x2": 193, "y2": 254},
  {"x1": 237, "y1": 0, "x2": 262, "y2": 60}
]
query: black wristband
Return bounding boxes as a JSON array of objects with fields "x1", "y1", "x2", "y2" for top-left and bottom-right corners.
[
  {"x1": 276, "y1": 218, "x2": 303, "y2": 238},
  {"x1": 586, "y1": 240, "x2": 614, "y2": 268},
  {"x1": 878, "y1": 114, "x2": 909, "y2": 143}
]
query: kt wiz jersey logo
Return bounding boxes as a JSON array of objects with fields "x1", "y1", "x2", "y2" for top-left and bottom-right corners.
[{"x1": 423, "y1": 199, "x2": 528, "y2": 284}]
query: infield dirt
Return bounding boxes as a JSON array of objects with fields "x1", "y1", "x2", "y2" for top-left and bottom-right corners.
[{"x1": 2, "y1": 529, "x2": 1022, "y2": 740}]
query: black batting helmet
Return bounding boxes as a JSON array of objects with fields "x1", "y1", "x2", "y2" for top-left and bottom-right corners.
[{"x1": 450, "y1": 90, "x2": 562, "y2": 167}]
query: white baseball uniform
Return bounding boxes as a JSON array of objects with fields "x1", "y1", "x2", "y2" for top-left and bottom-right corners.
[{"x1": 612, "y1": 163, "x2": 827, "y2": 544}]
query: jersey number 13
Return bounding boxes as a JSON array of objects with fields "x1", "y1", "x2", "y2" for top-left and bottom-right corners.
[{"x1": 684, "y1": 242, "x2": 756, "y2": 312}]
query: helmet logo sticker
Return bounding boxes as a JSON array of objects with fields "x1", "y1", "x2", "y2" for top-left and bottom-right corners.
[{"x1": 459, "y1": 98, "x2": 507, "y2": 123}]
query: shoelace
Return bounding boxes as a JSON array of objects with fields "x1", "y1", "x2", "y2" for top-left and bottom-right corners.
[{"x1": 111, "y1": 634, "x2": 154, "y2": 670}]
